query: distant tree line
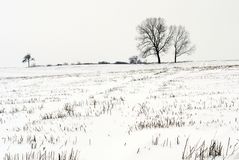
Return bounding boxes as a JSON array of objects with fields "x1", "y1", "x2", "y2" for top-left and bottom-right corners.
[
  {"x1": 22, "y1": 55, "x2": 133, "y2": 67},
  {"x1": 136, "y1": 17, "x2": 195, "y2": 63}
]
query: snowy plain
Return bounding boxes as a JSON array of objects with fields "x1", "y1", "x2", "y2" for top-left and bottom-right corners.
[{"x1": 0, "y1": 61, "x2": 239, "y2": 160}]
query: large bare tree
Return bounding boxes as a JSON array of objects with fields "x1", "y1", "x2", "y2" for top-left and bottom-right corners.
[
  {"x1": 136, "y1": 17, "x2": 174, "y2": 64},
  {"x1": 172, "y1": 25, "x2": 195, "y2": 63}
]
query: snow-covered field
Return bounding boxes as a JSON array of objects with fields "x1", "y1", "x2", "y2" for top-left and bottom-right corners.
[{"x1": 1, "y1": 61, "x2": 239, "y2": 160}]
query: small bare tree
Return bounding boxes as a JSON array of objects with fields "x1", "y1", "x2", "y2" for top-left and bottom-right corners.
[
  {"x1": 22, "y1": 54, "x2": 34, "y2": 67},
  {"x1": 136, "y1": 17, "x2": 174, "y2": 64},
  {"x1": 172, "y1": 26, "x2": 195, "y2": 63},
  {"x1": 129, "y1": 56, "x2": 141, "y2": 64}
]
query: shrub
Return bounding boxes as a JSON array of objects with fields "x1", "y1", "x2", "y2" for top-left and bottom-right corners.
[
  {"x1": 114, "y1": 61, "x2": 128, "y2": 64},
  {"x1": 98, "y1": 61, "x2": 110, "y2": 64}
]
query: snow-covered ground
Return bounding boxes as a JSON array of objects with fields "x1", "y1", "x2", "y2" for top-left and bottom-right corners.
[{"x1": 0, "y1": 61, "x2": 239, "y2": 160}]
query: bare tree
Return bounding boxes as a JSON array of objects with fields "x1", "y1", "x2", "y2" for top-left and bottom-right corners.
[
  {"x1": 172, "y1": 25, "x2": 195, "y2": 63},
  {"x1": 136, "y1": 17, "x2": 174, "y2": 64},
  {"x1": 22, "y1": 54, "x2": 34, "y2": 67},
  {"x1": 129, "y1": 55, "x2": 141, "y2": 64}
]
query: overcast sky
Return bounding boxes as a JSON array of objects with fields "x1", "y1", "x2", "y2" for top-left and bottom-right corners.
[{"x1": 0, "y1": 0, "x2": 239, "y2": 67}]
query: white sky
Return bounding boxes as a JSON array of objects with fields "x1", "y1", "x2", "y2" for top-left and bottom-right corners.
[{"x1": 0, "y1": 0, "x2": 239, "y2": 67}]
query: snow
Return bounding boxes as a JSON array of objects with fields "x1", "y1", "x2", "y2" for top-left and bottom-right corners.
[{"x1": 0, "y1": 61, "x2": 239, "y2": 160}]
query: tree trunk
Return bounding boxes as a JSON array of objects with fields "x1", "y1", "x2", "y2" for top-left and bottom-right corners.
[
  {"x1": 174, "y1": 52, "x2": 177, "y2": 63},
  {"x1": 156, "y1": 52, "x2": 161, "y2": 64},
  {"x1": 28, "y1": 60, "x2": 30, "y2": 67}
]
